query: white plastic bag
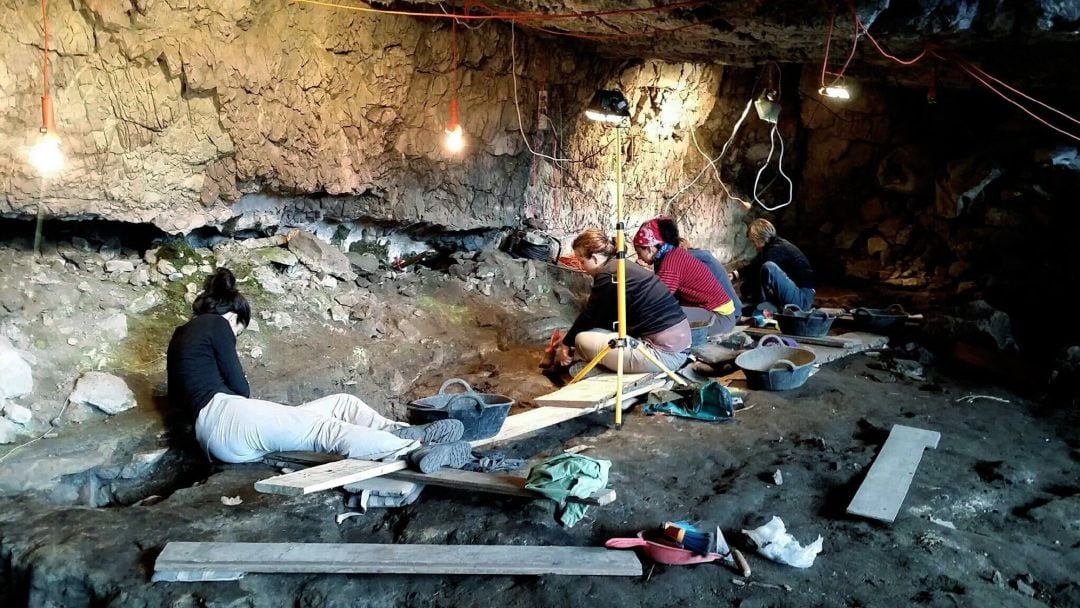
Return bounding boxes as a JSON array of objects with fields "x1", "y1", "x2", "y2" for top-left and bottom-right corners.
[{"x1": 742, "y1": 516, "x2": 823, "y2": 568}]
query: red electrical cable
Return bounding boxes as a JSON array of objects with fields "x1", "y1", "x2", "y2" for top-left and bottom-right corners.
[
  {"x1": 41, "y1": 0, "x2": 48, "y2": 100},
  {"x1": 832, "y1": 1, "x2": 860, "y2": 82},
  {"x1": 953, "y1": 61, "x2": 1079, "y2": 142},
  {"x1": 958, "y1": 59, "x2": 1080, "y2": 128},
  {"x1": 819, "y1": 7, "x2": 835, "y2": 88}
]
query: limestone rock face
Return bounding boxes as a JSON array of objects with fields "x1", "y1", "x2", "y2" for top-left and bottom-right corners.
[
  {"x1": 69, "y1": 372, "x2": 136, "y2": 415},
  {"x1": 0, "y1": 336, "x2": 33, "y2": 400},
  {"x1": 0, "y1": 1, "x2": 750, "y2": 254}
]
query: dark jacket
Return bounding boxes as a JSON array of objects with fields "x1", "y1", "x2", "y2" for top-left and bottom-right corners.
[
  {"x1": 687, "y1": 248, "x2": 743, "y2": 313},
  {"x1": 741, "y1": 237, "x2": 815, "y2": 297},
  {"x1": 564, "y1": 259, "x2": 687, "y2": 347},
  {"x1": 167, "y1": 313, "x2": 250, "y2": 419}
]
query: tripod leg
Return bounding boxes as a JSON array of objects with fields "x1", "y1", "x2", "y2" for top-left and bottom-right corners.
[
  {"x1": 614, "y1": 344, "x2": 624, "y2": 427},
  {"x1": 633, "y1": 344, "x2": 689, "y2": 385},
  {"x1": 568, "y1": 345, "x2": 613, "y2": 384}
]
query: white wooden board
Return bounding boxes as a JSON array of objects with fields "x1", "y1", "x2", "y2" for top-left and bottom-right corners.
[
  {"x1": 254, "y1": 459, "x2": 407, "y2": 496},
  {"x1": 155, "y1": 542, "x2": 643, "y2": 577},
  {"x1": 847, "y1": 424, "x2": 941, "y2": 522},
  {"x1": 534, "y1": 373, "x2": 657, "y2": 408}
]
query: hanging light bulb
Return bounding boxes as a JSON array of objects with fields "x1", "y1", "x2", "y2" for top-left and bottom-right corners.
[
  {"x1": 30, "y1": 0, "x2": 63, "y2": 176},
  {"x1": 444, "y1": 98, "x2": 465, "y2": 153},
  {"x1": 818, "y1": 85, "x2": 851, "y2": 100},
  {"x1": 442, "y1": 8, "x2": 465, "y2": 154},
  {"x1": 29, "y1": 130, "x2": 64, "y2": 176}
]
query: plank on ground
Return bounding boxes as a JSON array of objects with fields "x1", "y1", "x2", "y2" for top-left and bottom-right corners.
[
  {"x1": 254, "y1": 459, "x2": 407, "y2": 496},
  {"x1": 257, "y1": 403, "x2": 616, "y2": 496},
  {"x1": 261, "y1": 454, "x2": 615, "y2": 506},
  {"x1": 534, "y1": 373, "x2": 657, "y2": 408},
  {"x1": 847, "y1": 424, "x2": 941, "y2": 523},
  {"x1": 154, "y1": 542, "x2": 642, "y2": 577}
]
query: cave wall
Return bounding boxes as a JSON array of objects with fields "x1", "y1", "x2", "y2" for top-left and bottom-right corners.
[
  {"x1": 773, "y1": 68, "x2": 1080, "y2": 350},
  {"x1": 0, "y1": 0, "x2": 751, "y2": 258}
]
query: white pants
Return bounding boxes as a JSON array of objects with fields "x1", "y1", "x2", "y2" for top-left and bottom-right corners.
[
  {"x1": 195, "y1": 393, "x2": 420, "y2": 464},
  {"x1": 574, "y1": 330, "x2": 689, "y2": 374}
]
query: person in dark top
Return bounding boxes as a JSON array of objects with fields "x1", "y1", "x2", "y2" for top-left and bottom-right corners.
[
  {"x1": 556, "y1": 228, "x2": 691, "y2": 373},
  {"x1": 734, "y1": 218, "x2": 815, "y2": 311},
  {"x1": 166, "y1": 268, "x2": 469, "y2": 473},
  {"x1": 633, "y1": 216, "x2": 740, "y2": 336}
]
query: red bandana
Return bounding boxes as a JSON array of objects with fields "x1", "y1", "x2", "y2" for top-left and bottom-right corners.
[{"x1": 633, "y1": 217, "x2": 666, "y2": 248}]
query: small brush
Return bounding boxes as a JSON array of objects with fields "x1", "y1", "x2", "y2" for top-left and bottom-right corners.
[{"x1": 661, "y1": 521, "x2": 715, "y2": 556}]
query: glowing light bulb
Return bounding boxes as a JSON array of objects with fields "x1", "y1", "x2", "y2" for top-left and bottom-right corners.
[
  {"x1": 818, "y1": 85, "x2": 851, "y2": 100},
  {"x1": 444, "y1": 123, "x2": 464, "y2": 153},
  {"x1": 29, "y1": 130, "x2": 64, "y2": 176}
]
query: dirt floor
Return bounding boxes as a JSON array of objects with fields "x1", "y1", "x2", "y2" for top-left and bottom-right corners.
[{"x1": 1, "y1": 241, "x2": 1078, "y2": 608}]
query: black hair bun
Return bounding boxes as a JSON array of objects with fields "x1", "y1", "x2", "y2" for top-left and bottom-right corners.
[{"x1": 205, "y1": 267, "x2": 237, "y2": 295}]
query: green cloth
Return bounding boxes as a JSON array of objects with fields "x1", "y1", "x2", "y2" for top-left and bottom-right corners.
[
  {"x1": 642, "y1": 381, "x2": 734, "y2": 422},
  {"x1": 525, "y1": 453, "x2": 611, "y2": 527}
]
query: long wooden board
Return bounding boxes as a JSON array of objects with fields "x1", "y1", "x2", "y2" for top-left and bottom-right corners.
[
  {"x1": 388, "y1": 469, "x2": 616, "y2": 506},
  {"x1": 254, "y1": 459, "x2": 407, "y2": 496},
  {"x1": 534, "y1": 373, "x2": 657, "y2": 408},
  {"x1": 847, "y1": 424, "x2": 941, "y2": 522},
  {"x1": 261, "y1": 453, "x2": 615, "y2": 506},
  {"x1": 154, "y1": 542, "x2": 642, "y2": 577},
  {"x1": 256, "y1": 403, "x2": 616, "y2": 496}
]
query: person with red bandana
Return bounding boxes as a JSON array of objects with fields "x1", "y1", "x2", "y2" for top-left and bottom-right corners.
[{"x1": 633, "y1": 216, "x2": 738, "y2": 336}]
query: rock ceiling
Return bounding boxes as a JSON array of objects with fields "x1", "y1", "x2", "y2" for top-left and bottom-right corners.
[{"x1": 389, "y1": 0, "x2": 1080, "y2": 85}]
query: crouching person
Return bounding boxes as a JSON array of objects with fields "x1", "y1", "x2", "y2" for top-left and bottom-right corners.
[
  {"x1": 556, "y1": 228, "x2": 691, "y2": 374},
  {"x1": 166, "y1": 268, "x2": 467, "y2": 473}
]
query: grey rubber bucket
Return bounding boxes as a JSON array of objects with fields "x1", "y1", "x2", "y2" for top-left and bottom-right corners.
[
  {"x1": 407, "y1": 379, "x2": 513, "y2": 441},
  {"x1": 735, "y1": 338, "x2": 817, "y2": 391},
  {"x1": 776, "y1": 304, "x2": 835, "y2": 337}
]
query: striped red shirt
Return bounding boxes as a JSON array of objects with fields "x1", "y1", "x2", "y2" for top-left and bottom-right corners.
[{"x1": 655, "y1": 246, "x2": 732, "y2": 310}]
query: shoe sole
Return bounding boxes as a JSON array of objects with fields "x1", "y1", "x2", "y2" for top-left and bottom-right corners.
[
  {"x1": 423, "y1": 419, "x2": 464, "y2": 444},
  {"x1": 416, "y1": 441, "x2": 472, "y2": 474}
]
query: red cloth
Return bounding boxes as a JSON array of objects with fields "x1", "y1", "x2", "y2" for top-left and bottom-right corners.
[
  {"x1": 633, "y1": 218, "x2": 664, "y2": 248},
  {"x1": 654, "y1": 246, "x2": 731, "y2": 310}
]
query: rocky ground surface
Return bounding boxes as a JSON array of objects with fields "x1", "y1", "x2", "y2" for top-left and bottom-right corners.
[{"x1": 0, "y1": 231, "x2": 1077, "y2": 608}]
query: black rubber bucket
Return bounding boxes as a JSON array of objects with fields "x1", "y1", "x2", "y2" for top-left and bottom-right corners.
[
  {"x1": 407, "y1": 379, "x2": 513, "y2": 441},
  {"x1": 850, "y1": 304, "x2": 909, "y2": 332}
]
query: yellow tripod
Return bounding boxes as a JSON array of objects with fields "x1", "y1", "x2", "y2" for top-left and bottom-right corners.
[{"x1": 567, "y1": 125, "x2": 687, "y2": 428}]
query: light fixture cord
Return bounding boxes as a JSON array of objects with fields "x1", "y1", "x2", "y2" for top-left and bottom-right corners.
[{"x1": 41, "y1": 0, "x2": 49, "y2": 111}]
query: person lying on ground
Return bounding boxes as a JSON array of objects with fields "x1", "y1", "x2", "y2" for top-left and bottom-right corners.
[
  {"x1": 633, "y1": 216, "x2": 739, "y2": 336},
  {"x1": 555, "y1": 228, "x2": 691, "y2": 374},
  {"x1": 166, "y1": 268, "x2": 468, "y2": 474},
  {"x1": 733, "y1": 218, "x2": 815, "y2": 312}
]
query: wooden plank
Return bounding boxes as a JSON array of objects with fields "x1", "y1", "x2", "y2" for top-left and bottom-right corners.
[
  {"x1": 534, "y1": 373, "x2": 656, "y2": 408},
  {"x1": 254, "y1": 459, "x2": 407, "y2": 496},
  {"x1": 387, "y1": 469, "x2": 617, "y2": 506},
  {"x1": 470, "y1": 405, "x2": 593, "y2": 447},
  {"x1": 155, "y1": 542, "x2": 643, "y2": 577},
  {"x1": 256, "y1": 402, "x2": 619, "y2": 497},
  {"x1": 262, "y1": 453, "x2": 616, "y2": 506},
  {"x1": 847, "y1": 424, "x2": 941, "y2": 523}
]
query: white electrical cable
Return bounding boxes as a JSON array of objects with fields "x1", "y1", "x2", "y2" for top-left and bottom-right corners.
[
  {"x1": 752, "y1": 123, "x2": 794, "y2": 211},
  {"x1": 439, "y1": 2, "x2": 486, "y2": 29},
  {"x1": 690, "y1": 126, "x2": 750, "y2": 208},
  {"x1": 750, "y1": 61, "x2": 793, "y2": 211},
  {"x1": 510, "y1": 22, "x2": 577, "y2": 163},
  {"x1": 662, "y1": 97, "x2": 754, "y2": 213}
]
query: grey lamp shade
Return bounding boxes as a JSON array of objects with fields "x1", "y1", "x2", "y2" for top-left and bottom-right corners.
[{"x1": 585, "y1": 90, "x2": 631, "y2": 123}]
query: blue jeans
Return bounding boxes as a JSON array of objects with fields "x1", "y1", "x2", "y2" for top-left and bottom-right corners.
[{"x1": 760, "y1": 262, "x2": 815, "y2": 310}]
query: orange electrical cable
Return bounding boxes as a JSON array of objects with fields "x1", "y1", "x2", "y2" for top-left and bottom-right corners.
[
  {"x1": 41, "y1": 0, "x2": 48, "y2": 101},
  {"x1": 290, "y1": 0, "x2": 708, "y2": 22}
]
